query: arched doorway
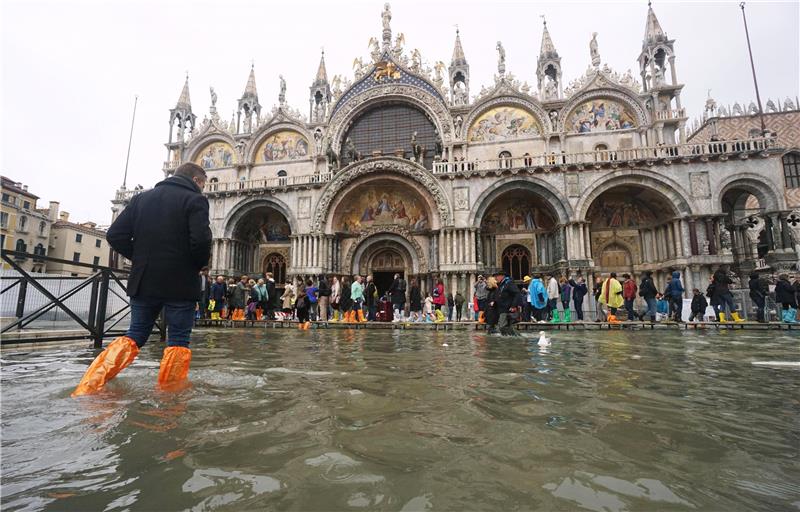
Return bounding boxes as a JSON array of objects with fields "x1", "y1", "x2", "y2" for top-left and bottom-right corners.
[
  {"x1": 595, "y1": 242, "x2": 634, "y2": 275},
  {"x1": 365, "y1": 246, "x2": 407, "y2": 296},
  {"x1": 227, "y1": 203, "x2": 292, "y2": 276},
  {"x1": 721, "y1": 187, "x2": 767, "y2": 263}
]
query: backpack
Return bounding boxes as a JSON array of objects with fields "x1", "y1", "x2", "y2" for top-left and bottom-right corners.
[{"x1": 398, "y1": 279, "x2": 407, "y2": 293}]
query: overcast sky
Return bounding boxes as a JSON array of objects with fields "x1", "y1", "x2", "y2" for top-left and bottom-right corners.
[{"x1": 2, "y1": 0, "x2": 798, "y2": 225}]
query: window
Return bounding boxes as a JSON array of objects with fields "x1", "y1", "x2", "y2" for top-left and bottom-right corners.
[
  {"x1": 501, "y1": 245, "x2": 531, "y2": 282},
  {"x1": 783, "y1": 152, "x2": 800, "y2": 189},
  {"x1": 22, "y1": 201, "x2": 30, "y2": 210},
  {"x1": 2, "y1": 193, "x2": 12, "y2": 204},
  {"x1": 0, "y1": 212, "x2": 7, "y2": 228},
  {"x1": 39, "y1": 221, "x2": 46, "y2": 236},
  {"x1": 0, "y1": 234, "x2": 4, "y2": 248},
  {"x1": 15, "y1": 239, "x2": 26, "y2": 252},
  {"x1": 278, "y1": 170, "x2": 288, "y2": 186},
  {"x1": 73, "y1": 252, "x2": 80, "y2": 262},
  {"x1": 93, "y1": 256, "x2": 100, "y2": 266},
  {"x1": 33, "y1": 243, "x2": 45, "y2": 259},
  {"x1": 75, "y1": 233, "x2": 82, "y2": 243},
  {"x1": 18, "y1": 216, "x2": 27, "y2": 232},
  {"x1": 95, "y1": 238, "x2": 102, "y2": 248}
]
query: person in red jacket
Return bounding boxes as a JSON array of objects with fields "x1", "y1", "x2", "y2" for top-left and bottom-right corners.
[
  {"x1": 432, "y1": 278, "x2": 446, "y2": 321},
  {"x1": 622, "y1": 273, "x2": 638, "y2": 321}
]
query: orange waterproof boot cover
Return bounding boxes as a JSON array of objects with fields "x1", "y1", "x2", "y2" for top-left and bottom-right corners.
[
  {"x1": 357, "y1": 310, "x2": 366, "y2": 322},
  {"x1": 72, "y1": 336, "x2": 139, "y2": 397},
  {"x1": 157, "y1": 346, "x2": 192, "y2": 391},
  {"x1": 478, "y1": 311, "x2": 486, "y2": 324}
]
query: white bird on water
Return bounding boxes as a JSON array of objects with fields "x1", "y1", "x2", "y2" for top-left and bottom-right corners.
[{"x1": 538, "y1": 331, "x2": 550, "y2": 347}]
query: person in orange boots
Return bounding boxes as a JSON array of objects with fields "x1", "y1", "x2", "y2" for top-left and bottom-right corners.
[
  {"x1": 72, "y1": 163, "x2": 211, "y2": 397},
  {"x1": 599, "y1": 272, "x2": 624, "y2": 324}
]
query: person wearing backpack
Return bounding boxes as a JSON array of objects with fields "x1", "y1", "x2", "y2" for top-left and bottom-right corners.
[
  {"x1": 389, "y1": 273, "x2": 407, "y2": 322},
  {"x1": 638, "y1": 271, "x2": 658, "y2": 322},
  {"x1": 748, "y1": 272, "x2": 769, "y2": 323}
]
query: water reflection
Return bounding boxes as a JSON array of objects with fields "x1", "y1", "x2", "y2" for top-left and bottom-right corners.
[{"x1": 1, "y1": 329, "x2": 799, "y2": 511}]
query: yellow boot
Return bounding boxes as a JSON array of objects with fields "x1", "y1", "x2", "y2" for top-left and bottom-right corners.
[
  {"x1": 719, "y1": 313, "x2": 727, "y2": 323},
  {"x1": 731, "y1": 312, "x2": 745, "y2": 323},
  {"x1": 157, "y1": 346, "x2": 192, "y2": 392},
  {"x1": 331, "y1": 310, "x2": 339, "y2": 322},
  {"x1": 72, "y1": 336, "x2": 139, "y2": 397},
  {"x1": 435, "y1": 309, "x2": 445, "y2": 322}
]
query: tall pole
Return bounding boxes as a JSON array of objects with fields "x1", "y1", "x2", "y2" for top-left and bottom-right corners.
[
  {"x1": 122, "y1": 95, "x2": 138, "y2": 189},
  {"x1": 740, "y1": 3, "x2": 767, "y2": 135}
]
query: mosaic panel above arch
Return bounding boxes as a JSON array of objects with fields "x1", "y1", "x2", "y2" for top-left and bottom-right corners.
[
  {"x1": 255, "y1": 130, "x2": 310, "y2": 163},
  {"x1": 467, "y1": 106, "x2": 541, "y2": 142},
  {"x1": 585, "y1": 189, "x2": 662, "y2": 229},
  {"x1": 480, "y1": 191, "x2": 556, "y2": 234},
  {"x1": 333, "y1": 182, "x2": 431, "y2": 234},
  {"x1": 195, "y1": 141, "x2": 237, "y2": 169},
  {"x1": 566, "y1": 98, "x2": 637, "y2": 133}
]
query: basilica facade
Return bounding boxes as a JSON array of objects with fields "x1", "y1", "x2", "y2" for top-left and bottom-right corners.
[{"x1": 131, "y1": 3, "x2": 799, "y2": 296}]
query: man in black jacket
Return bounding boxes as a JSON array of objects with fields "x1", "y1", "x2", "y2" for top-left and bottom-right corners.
[
  {"x1": 73, "y1": 163, "x2": 212, "y2": 396},
  {"x1": 639, "y1": 271, "x2": 658, "y2": 322},
  {"x1": 388, "y1": 273, "x2": 407, "y2": 321},
  {"x1": 317, "y1": 274, "x2": 331, "y2": 322},
  {"x1": 748, "y1": 272, "x2": 769, "y2": 323},
  {"x1": 495, "y1": 270, "x2": 521, "y2": 336}
]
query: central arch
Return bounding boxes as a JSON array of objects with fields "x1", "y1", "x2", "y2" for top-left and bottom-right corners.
[{"x1": 344, "y1": 229, "x2": 427, "y2": 277}]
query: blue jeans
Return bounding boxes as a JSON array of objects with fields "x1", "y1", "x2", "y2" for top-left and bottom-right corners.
[
  {"x1": 126, "y1": 297, "x2": 195, "y2": 348},
  {"x1": 645, "y1": 298, "x2": 657, "y2": 320},
  {"x1": 624, "y1": 299, "x2": 636, "y2": 320}
]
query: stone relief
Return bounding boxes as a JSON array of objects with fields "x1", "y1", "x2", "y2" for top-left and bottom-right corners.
[
  {"x1": 689, "y1": 172, "x2": 711, "y2": 198},
  {"x1": 298, "y1": 196, "x2": 311, "y2": 219},
  {"x1": 453, "y1": 187, "x2": 469, "y2": 210}
]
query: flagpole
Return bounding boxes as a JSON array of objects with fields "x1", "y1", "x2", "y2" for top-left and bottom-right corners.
[
  {"x1": 739, "y1": 3, "x2": 767, "y2": 135},
  {"x1": 122, "y1": 95, "x2": 138, "y2": 189}
]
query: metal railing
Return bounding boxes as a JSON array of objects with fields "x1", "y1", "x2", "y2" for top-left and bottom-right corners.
[
  {"x1": 1, "y1": 250, "x2": 164, "y2": 347},
  {"x1": 432, "y1": 136, "x2": 776, "y2": 174}
]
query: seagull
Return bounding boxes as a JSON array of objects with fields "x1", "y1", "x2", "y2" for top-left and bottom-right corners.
[{"x1": 538, "y1": 331, "x2": 550, "y2": 347}]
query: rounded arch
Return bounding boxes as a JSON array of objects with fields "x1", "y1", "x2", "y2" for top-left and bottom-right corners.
[
  {"x1": 327, "y1": 85, "x2": 454, "y2": 155},
  {"x1": 312, "y1": 157, "x2": 453, "y2": 233},
  {"x1": 185, "y1": 133, "x2": 238, "y2": 165},
  {"x1": 469, "y1": 177, "x2": 573, "y2": 227},
  {"x1": 559, "y1": 87, "x2": 648, "y2": 133},
  {"x1": 222, "y1": 196, "x2": 298, "y2": 239},
  {"x1": 344, "y1": 227, "x2": 428, "y2": 275},
  {"x1": 464, "y1": 96, "x2": 551, "y2": 138},
  {"x1": 575, "y1": 170, "x2": 694, "y2": 221},
  {"x1": 247, "y1": 121, "x2": 317, "y2": 162},
  {"x1": 714, "y1": 173, "x2": 783, "y2": 213}
]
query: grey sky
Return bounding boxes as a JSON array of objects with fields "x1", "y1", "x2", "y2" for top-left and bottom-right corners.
[{"x1": 2, "y1": 0, "x2": 797, "y2": 225}]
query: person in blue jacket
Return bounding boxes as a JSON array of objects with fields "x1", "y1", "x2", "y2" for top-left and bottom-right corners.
[
  {"x1": 528, "y1": 275, "x2": 548, "y2": 322},
  {"x1": 664, "y1": 270, "x2": 685, "y2": 322}
]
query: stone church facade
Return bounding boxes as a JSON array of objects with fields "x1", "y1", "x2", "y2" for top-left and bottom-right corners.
[{"x1": 119, "y1": 3, "x2": 800, "y2": 296}]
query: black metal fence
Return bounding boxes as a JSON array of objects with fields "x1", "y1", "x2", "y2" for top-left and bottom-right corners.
[{"x1": 1, "y1": 250, "x2": 164, "y2": 347}]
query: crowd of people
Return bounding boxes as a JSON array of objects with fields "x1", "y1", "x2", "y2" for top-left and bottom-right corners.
[{"x1": 196, "y1": 265, "x2": 794, "y2": 333}]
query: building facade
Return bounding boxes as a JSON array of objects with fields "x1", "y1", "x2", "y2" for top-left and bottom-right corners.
[
  {"x1": 47, "y1": 204, "x2": 110, "y2": 277},
  {"x1": 119, "y1": 4, "x2": 800, "y2": 296},
  {"x1": 1, "y1": 176, "x2": 51, "y2": 272}
]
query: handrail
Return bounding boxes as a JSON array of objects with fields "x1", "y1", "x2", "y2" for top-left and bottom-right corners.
[
  {"x1": 432, "y1": 136, "x2": 776, "y2": 174},
  {"x1": 1, "y1": 250, "x2": 128, "y2": 274}
]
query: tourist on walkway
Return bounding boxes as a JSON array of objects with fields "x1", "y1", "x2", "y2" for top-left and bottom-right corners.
[
  {"x1": 569, "y1": 276, "x2": 588, "y2": 321},
  {"x1": 474, "y1": 275, "x2": 488, "y2": 323},
  {"x1": 351, "y1": 275, "x2": 366, "y2": 322},
  {"x1": 72, "y1": 162, "x2": 211, "y2": 396},
  {"x1": 560, "y1": 276, "x2": 572, "y2": 323},
  {"x1": 521, "y1": 276, "x2": 532, "y2": 322},
  {"x1": 706, "y1": 277, "x2": 720, "y2": 321},
  {"x1": 340, "y1": 276, "x2": 353, "y2": 322},
  {"x1": 280, "y1": 282, "x2": 294, "y2": 320},
  {"x1": 199, "y1": 267, "x2": 211, "y2": 319},
  {"x1": 231, "y1": 275, "x2": 248, "y2": 321},
  {"x1": 665, "y1": 271, "x2": 685, "y2": 322},
  {"x1": 748, "y1": 272, "x2": 769, "y2": 323},
  {"x1": 529, "y1": 274, "x2": 547, "y2": 322},
  {"x1": 496, "y1": 270, "x2": 521, "y2": 336},
  {"x1": 485, "y1": 276, "x2": 499, "y2": 333},
  {"x1": 330, "y1": 276, "x2": 341, "y2": 321},
  {"x1": 409, "y1": 278, "x2": 422, "y2": 322},
  {"x1": 454, "y1": 291, "x2": 465, "y2": 322},
  {"x1": 317, "y1": 274, "x2": 331, "y2": 322},
  {"x1": 265, "y1": 272, "x2": 277, "y2": 320},
  {"x1": 305, "y1": 278, "x2": 319, "y2": 321},
  {"x1": 656, "y1": 293, "x2": 669, "y2": 321},
  {"x1": 546, "y1": 273, "x2": 560, "y2": 322},
  {"x1": 689, "y1": 289, "x2": 708, "y2": 322},
  {"x1": 622, "y1": 273, "x2": 638, "y2": 321},
  {"x1": 389, "y1": 273, "x2": 407, "y2": 321},
  {"x1": 245, "y1": 279, "x2": 259, "y2": 320},
  {"x1": 599, "y1": 272, "x2": 624, "y2": 323},
  {"x1": 255, "y1": 278, "x2": 269, "y2": 319},
  {"x1": 295, "y1": 281, "x2": 310, "y2": 329},
  {"x1": 775, "y1": 273, "x2": 797, "y2": 323},
  {"x1": 423, "y1": 292, "x2": 434, "y2": 322},
  {"x1": 447, "y1": 291, "x2": 456, "y2": 321},
  {"x1": 225, "y1": 278, "x2": 236, "y2": 318},
  {"x1": 209, "y1": 275, "x2": 226, "y2": 320},
  {"x1": 593, "y1": 276, "x2": 606, "y2": 322},
  {"x1": 365, "y1": 275, "x2": 378, "y2": 321},
  {"x1": 639, "y1": 271, "x2": 658, "y2": 322},
  {"x1": 712, "y1": 268, "x2": 745, "y2": 322},
  {"x1": 432, "y1": 278, "x2": 446, "y2": 322}
]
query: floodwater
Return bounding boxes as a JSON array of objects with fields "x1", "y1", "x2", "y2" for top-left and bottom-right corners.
[{"x1": 1, "y1": 328, "x2": 799, "y2": 512}]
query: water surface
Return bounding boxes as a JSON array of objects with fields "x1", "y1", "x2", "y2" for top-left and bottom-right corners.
[{"x1": 2, "y1": 328, "x2": 799, "y2": 511}]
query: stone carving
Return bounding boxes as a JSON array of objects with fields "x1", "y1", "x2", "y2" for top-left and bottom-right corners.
[
  {"x1": 410, "y1": 49, "x2": 422, "y2": 73},
  {"x1": 564, "y1": 64, "x2": 640, "y2": 98},
  {"x1": 311, "y1": 157, "x2": 452, "y2": 233},
  {"x1": 342, "y1": 224, "x2": 428, "y2": 275},
  {"x1": 392, "y1": 32, "x2": 405, "y2": 58},
  {"x1": 368, "y1": 37, "x2": 381, "y2": 63},
  {"x1": 744, "y1": 214, "x2": 765, "y2": 259},
  {"x1": 454, "y1": 115, "x2": 463, "y2": 138},
  {"x1": 766, "y1": 99, "x2": 777, "y2": 113},
  {"x1": 381, "y1": 3, "x2": 391, "y2": 32},
  {"x1": 433, "y1": 61, "x2": 446, "y2": 90},
  {"x1": 298, "y1": 196, "x2": 311, "y2": 219},
  {"x1": 313, "y1": 128, "x2": 323, "y2": 154},
  {"x1": 454, "y1": 187, "x2": 469, "y2": 210},
  {"x1": 325, "y1": 141, "x2": 339, "y2": 171},
  {"x1": 784, "y1": 97, "x2": 796, "y2": 111},
  {"x1": 689, "y1": 172, "x2": 711, "y2": 198},
  {"x1": 719, "y1": 224, "x2": 732, "y2": 254},
  {"x1": 410, "y1": 131, "x2": 422, "y2": 162},
  {"x1": 748, "y1": 102, "x2": 758, "y2": 115},
  {"x1": 565, "y1": 173, "x2": 579, "y2": 197},
  {"x1": 210, "y1": 87, "x2": 218, "y2": 108},
  {"x1": 590, "y1": 32, "x2": 600, "y2": 67},
  {"x1": 278, "y1": 75, "x2": 287, "y2": 105},
  {"x1": 785, "y1": 210, "x2": 800, "y2": 244},
  {"x1": 701, "y1": 239, "x2": 710, "y2": 255},
  {"x1": 732, "y1": 102, "x2": 743, "y2": 116},
  {"x1": 496, "y1": 41, "x2": 506, "y2": 75}
]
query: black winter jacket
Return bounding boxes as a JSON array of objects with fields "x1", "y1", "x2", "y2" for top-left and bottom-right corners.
[
  {"x1": 107, "y1": 175, "x2": 211, "y2": 300},
  {"x1": 775, "y1": 278, "x2": 796, "y2": 305},
  {"x1": 691, "y1": 294, "x2": 708, "y2": 313},
  {"x1": 639, "y1": 275, "x2": 658, "y2": 299}
]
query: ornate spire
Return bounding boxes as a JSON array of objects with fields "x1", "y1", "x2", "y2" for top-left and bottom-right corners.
[
  {"x1": 176, "y1": 74, "x2": 191, "y2": 109},
  {"x1": 242, "y1": 64, "x2": 258, "y2": 99},
  {"x1": 643, "y1": 2, "x2": 667, "y2": 47},
  {"x1": 539, "y1": 17, "x2": 558, "y2": 58},
  {"x1": 315, "y1": 49, "x2": 328, "y2": 83},
  {"x1": 451, "y1": 27, "x2": 467, "y2": 66}
]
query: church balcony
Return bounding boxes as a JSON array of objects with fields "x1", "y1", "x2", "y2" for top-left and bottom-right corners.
[
  {"x1": 203, "y1": 172, "x2": 333, "y2": 195},
  {"x1": 163, "y1": 161, "x2": 179, "y2": 172},
  {"x1": 114, "y1": 188, "x2": 145, "y2": 202},
  {"x1": 431, "y1": 135, "x2": 777, "y2": 175},
  {"x1": 655, "y1": 108, "x2": 687, "y2": 121}
]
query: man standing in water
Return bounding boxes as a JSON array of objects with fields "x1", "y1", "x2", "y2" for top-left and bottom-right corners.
[{"x1": 72, "y1": 163, "x2": 212, "y2": 396}]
